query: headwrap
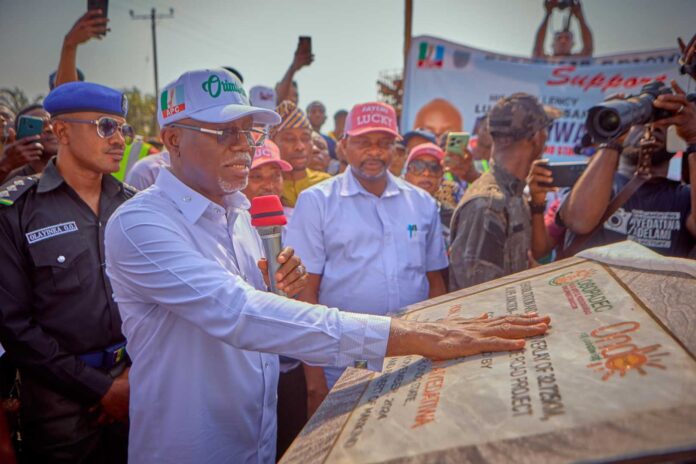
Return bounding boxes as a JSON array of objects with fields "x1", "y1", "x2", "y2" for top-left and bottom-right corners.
[{"x1": 270, "y1": 100, "x2": 311, "y2": 139}]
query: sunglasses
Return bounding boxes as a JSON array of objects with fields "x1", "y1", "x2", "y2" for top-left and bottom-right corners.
[
  {"x1": 59, "y1": 117, "x2": 134, "y2": 144},
  {"x1": 169, "y1": 123, "x2": 266, "y2": 148},
  {"x1": 407, "y1": 159, "x2": 442, "y2": 175}
]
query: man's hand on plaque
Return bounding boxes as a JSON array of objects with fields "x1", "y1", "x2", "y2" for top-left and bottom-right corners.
[{"x1": 386, "y1": 313, "x2": 551, "y2": 360}]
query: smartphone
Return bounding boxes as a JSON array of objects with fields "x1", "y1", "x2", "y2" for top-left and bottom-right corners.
[
  {"x1": 16, "y1": 116, "x2": 44, "y2": 140},
  {"x1": 445, "y1": 132, "x2": 470, "y2": 156},
  {"x1": 87, "y1": 0, "x2": 109, "y2": 25},
  {"x1": 538, "y1": 160, "x2": 588, "y2": 188},
  {"x1": 298, "y1": 36, "x2": 312, "y2": 55}
]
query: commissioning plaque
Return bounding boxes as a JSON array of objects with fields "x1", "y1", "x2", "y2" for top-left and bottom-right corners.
[{"x1": 281, "y1": 258, "x2": 696, "y2": 463}]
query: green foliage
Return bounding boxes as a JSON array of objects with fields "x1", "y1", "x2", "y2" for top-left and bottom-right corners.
[
  {"x1": 121, "y1": 87, "x2": 158, "y2": 137},
  {"x1": 0, "y1": 87, "x2": 44, "y2": 115}
]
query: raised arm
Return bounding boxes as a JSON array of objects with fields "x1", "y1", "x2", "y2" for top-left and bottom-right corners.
[
  {"x1": 572, "y1": 2, "x2": 594, "y2": 57},
  {"x1": 533, "y1": 0, "x2": 556, "y2": 58},
  {"x1": 55, "y1": 11, "x2": 108, "y2": 87}
]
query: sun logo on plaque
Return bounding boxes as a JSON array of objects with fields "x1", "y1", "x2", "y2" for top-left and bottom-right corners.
[
  {"x1": 586, "y1": 321, "x2": 670, "y2": 381},
  {"x1": 548, "y1": 269, "x2": 596, "y2": 286}
]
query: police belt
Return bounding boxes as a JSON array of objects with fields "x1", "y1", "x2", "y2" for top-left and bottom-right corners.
[{"x1": 78, "y1": 341, "x2": 127, "y2": 370}]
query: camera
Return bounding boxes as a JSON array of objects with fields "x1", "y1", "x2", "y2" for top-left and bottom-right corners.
[
  {"x1": 556, "y1": 0, "x2": 579, "y2": 9},
  {"x1": 585, "y1": 81, "x2": 679, "y2": 143}
]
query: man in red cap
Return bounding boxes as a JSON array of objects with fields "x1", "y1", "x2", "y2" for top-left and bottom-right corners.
[
  {"x1": 242, "y1": 140, "x2": 294, "y2": 217},
  {"x1": 285, "y1": 101, "x2": 449, "y2": 409}
]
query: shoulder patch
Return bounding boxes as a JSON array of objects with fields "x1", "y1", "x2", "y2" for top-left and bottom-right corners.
[
  {"x1": 0, "y1": 175, "x2": 40, "y2": 207},
  {"x1": 122, "y1": 182, "x2": 138, "y2": 199}
]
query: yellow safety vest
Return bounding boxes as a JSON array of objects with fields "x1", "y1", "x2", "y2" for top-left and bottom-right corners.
[{"x1": 113, "y1": 137, "x2": 151, "y2": 182}]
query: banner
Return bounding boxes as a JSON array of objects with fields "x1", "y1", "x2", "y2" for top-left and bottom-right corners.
[{"x1": 402, "y1": 36, "x2": 683, "y2": 155}]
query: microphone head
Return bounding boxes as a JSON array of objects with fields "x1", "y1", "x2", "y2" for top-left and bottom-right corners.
[{"x1": 250, "y1": 195, "x2": 287, "y2": 227}]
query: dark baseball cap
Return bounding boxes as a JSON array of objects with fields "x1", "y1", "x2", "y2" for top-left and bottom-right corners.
[
  {"x1": 488, "y1": 93, "x2": 559, "y2": 141},
  {"x1": 403, "y1": 128, "x2": 437, "y2": 145}
]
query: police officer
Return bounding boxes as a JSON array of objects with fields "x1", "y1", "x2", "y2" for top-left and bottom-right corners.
[{"x1": 0, "y1": 82, "x2": 135, "y2": 463}]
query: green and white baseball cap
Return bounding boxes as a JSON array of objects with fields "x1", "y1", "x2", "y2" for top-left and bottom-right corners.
[{"x1": 158, "y1": 68, "x2": 281, "y2": 128}]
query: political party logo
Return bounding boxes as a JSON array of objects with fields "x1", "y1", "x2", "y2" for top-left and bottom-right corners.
[
  {"x1": 417, "y1": 42, "x2": 445, "y2": 69},
  {"x1": 201, "y1": 74, "x2": 247, "y2": 99},
  {"x1": 549, "y1": 268, "x2": 596, "y2": 286},
  {"x1": 549, "y1": 268, "x2": 613, "y2": 315},
  {"x1": 585, "y1": 321, "x2": 669, "y2": 381},
  {"x1": 161, "y1": 85, "x2": 186, "y2": 119}
]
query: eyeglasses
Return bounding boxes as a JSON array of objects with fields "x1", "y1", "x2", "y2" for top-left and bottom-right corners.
[
  {"x1": 58, "y1": 117, "x2": 134, "y2": 144},
  {"x1": 407, "y1": 159, "x2": 443, "y2": 176},
  {"x1": 169, "y1": 123, "x2": 266, "y2": 148}
]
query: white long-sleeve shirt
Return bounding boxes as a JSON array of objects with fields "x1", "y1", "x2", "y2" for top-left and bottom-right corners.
[{"x1": 104, "y1": 168, "x2": 391, "y2": 464}]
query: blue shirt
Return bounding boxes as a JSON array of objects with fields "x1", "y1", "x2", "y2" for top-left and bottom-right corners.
[
  {"x1": 104, "y1": 168, "x2": 391, "y2": 464},
  {"x1": 285, "y1": 168, "x2": 448, "y2": 386}
]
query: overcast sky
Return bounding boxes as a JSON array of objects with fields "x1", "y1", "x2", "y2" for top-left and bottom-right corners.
[{"x1": 1, "y1": 0, "x2": 695, "y2": 124}]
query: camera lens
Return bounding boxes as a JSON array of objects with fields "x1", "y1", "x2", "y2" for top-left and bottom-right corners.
[{"x1": 597, "y1": 110, "x2": 621, "y2": 133}]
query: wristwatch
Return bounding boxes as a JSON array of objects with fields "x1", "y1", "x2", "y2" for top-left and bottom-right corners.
[
  {"x1": 529, "y1": 200, "x2": 547, "y2": 215},
  {"x1": 597, "y1": 141, "x2": 623, "y2": 154}
]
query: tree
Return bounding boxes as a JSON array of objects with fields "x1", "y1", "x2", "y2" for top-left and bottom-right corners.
[
  {"x1": 0, "y1": 88, "x2": 43, "y2": 115},
  {"x1": 121, "y1": 87, "x2": 158, "y2": 138}
]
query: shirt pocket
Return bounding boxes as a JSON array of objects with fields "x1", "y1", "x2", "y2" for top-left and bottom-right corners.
[
  {"x1": 28, "y1": 237, "x2": 91, "y2": 294},
  {"x1": 403, "y1": 224, "x2": 429, "y2": 271}
]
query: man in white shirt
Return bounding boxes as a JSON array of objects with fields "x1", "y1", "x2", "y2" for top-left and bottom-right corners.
[
  {"x1": 124, "y1": 150, "x2": 170, "y2": 190},
  {"x1": 104, "y1": 68, "x2": 551, "y2": 464}
]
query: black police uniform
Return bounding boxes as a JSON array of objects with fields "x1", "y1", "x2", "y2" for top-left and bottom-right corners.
[{"x1": 0, "y1": 159, "x2": 136, "y2": 463}]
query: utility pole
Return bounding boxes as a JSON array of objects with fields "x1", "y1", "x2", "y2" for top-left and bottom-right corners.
[{"x1": 130, "y1": 7, "x2": 175, "y2": 98}]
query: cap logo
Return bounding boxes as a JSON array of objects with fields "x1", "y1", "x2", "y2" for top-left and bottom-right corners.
[
  {"x1": 121, "y1": 95, "x2": 128, "y2": 116},
  {"x1": 356, "y1": 113, "x2": 393, "y2": 127},
  {"x1": 202, "y1": 74, "x2": 246, "y2": 99},
  {"x1": 161, "y1": 84, "x2": 186, "y2": 119}
]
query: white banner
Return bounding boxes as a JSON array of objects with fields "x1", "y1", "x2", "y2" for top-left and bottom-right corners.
[{"x1": 402, "y1": 36, "x2": 683, "y2": 156}]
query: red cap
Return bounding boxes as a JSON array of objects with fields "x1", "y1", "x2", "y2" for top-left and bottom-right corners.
[
  {"x1": 406, "y1": 142, "x2": 444, "y2": 166},
  {"x1": 344, "y1": 102, "x2": 401, "y2": 139},
  {"x1": 251, "y1": 140, "x2": 292, "y2": 172},
  {"x1": 250, "y1": 195, "x2": 287, "y2": 227}
]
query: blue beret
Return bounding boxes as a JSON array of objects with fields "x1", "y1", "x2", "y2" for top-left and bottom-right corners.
[{"x1": 44, "y1": 82, "x2": 128, "y2": 118}]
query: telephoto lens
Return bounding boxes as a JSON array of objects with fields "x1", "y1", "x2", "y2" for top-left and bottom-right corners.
[{"x1": 585, "y1": 81, "x2": 673, "y2": 143}]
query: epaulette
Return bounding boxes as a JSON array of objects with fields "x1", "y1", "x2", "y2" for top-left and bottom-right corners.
[
  {"x1": 0, "y1": 174, "x2": 41, "y2": 207},
  {"x1": 122, "y1": 182, "x2": 138, "y2": 199}
]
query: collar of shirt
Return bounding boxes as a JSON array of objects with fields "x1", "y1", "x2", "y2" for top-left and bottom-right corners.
[
  {"x1": 339, "y1": 167, "x2": 404, "y2": 198},
  {"x1": 37, "y1": 158, "x2": 122, "y2": 198},
  {"x1": 490, "y1": 162, "x2": 526, "y2": 196},
  {"x1": 155, "y1": 168, "x2": 250, "y2": 224}
]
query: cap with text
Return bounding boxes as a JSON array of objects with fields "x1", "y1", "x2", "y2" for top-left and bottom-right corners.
[
  {"x1": 251, "y1": 140, "x2": 292, "y2": 172},
  {"x1": 157, "y1": 68, "x2": 281, "y2": 128},
  {"x1": 345, "y1": 102, "x2": 401, "y2": 139}
]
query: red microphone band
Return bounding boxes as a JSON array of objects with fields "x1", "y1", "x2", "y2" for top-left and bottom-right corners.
[{"x1": 250, "y1": 195, "x2": 287, "y2": 227}]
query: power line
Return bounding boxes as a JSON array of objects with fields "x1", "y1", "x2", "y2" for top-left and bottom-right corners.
[{"x1": 129, "y1": 7, "x2": 175, "y2": 99}]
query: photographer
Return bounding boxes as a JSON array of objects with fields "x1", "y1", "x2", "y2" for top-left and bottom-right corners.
[
  {"x1": 533, "y1": 0, "x2": 593, "y2": 59},
  {"x1": 559, "y1": 81, "x2": 696, "y2": 257}
]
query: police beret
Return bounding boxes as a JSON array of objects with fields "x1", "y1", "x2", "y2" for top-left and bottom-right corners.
[{"x1": 44, "y1": 82, "x2": 128, "y2": 118}]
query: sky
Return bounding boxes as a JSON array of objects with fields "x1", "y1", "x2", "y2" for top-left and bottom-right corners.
[{"x1": 1, "y1": 0, "x2": 695, "y2": 125}]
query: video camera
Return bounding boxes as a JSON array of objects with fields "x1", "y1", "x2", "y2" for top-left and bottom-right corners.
[{"x1": 586, "y1": 81, "x2": 696, "y2": 143}]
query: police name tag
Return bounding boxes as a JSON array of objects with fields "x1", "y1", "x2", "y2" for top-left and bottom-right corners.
[{"x1": 25, "y1": 222, "x2": 79, "y2": 244}]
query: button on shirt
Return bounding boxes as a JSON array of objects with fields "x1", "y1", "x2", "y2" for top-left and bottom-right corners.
[
  {"x1": 0, "y1": 160, "x2": 130, "y2": 403},
  {"x1": 285, "y1": 168, "x2": 448, "y2": 387},
  {"x1": 104, "y1": 168, "x2": 391, "y2": 464}
]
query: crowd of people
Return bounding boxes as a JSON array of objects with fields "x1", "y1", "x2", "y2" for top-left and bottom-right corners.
[{"x1": 0, "y1": 4, "x2": 694, "y2": 464}]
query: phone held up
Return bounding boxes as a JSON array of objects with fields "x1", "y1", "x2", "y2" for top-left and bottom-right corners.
[
  {"x1": 298, "y1": 36, "x2": 312, "y2": 55},
  {"x1": 538, "y1": 160, "x2": 588, "y2": 189},
  {"x1": 16, "y1": 116, "x2": 44, "y2": 140},
  {"x1": 87, "y1": 0, "x2": 109, "y2": 35},
  {"x1": 444, "y1": 132, "x2": 470, "y2": 156}
]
